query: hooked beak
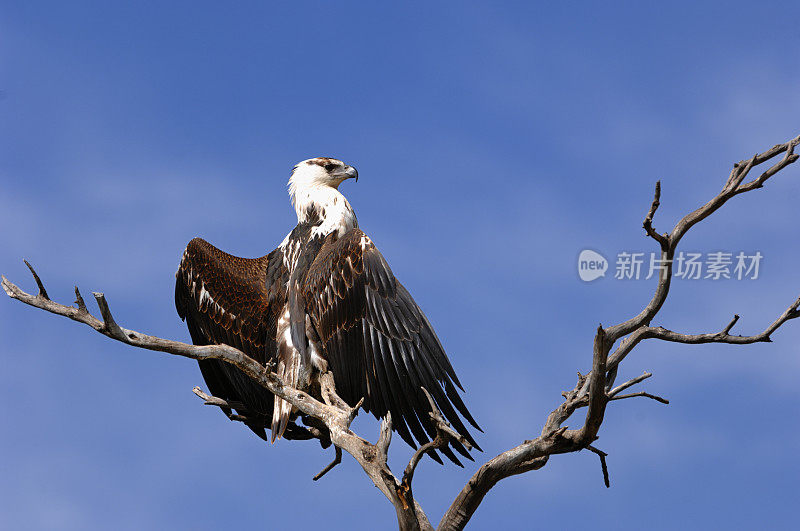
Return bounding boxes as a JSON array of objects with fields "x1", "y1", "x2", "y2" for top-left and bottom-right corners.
[
  {"x1": 344, "y1": 165, "x2": 358, "y2": 182},
  {"x1": 331, "y1": 164, "x2": 358, "y2": 183}
]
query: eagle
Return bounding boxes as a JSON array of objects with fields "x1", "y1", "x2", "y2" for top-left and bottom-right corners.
[{"x1": 175, "y1": 158, "x2": 480, "y2": 464}]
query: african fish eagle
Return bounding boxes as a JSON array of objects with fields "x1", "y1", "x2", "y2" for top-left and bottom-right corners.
[{"x1": 175, "y1": 158, "x2": 480, "y2": 464}]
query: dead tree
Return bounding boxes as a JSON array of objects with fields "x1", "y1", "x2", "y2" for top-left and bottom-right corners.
[{"x1": 4, "y1": 133, "x2": 799, "y2": 530}]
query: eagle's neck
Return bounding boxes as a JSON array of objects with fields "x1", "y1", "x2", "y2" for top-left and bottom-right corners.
[{"x1": 292, "y1": 185, "x2": 357, "y2": 239}]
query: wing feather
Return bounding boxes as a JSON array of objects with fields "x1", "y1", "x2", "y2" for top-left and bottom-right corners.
[
  {"x1": 386, "y1": 338, "x2": 448, "y2": 465},
  {"x1": 175, "y1": 237, "x2": 287, "y2": 439},
  {"x1": 303, "y1": 229, "x2": 481, "y2": 463}
]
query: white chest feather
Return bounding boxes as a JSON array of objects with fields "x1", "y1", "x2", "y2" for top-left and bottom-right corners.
[{"x1": 296, "y1": 186, "x2": 357, "y2": 237}]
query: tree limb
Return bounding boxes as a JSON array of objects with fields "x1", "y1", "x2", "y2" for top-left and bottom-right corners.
[
  {"x1": 1, "y1": 270, "x2": 432, "y2": 531},
  {"x1": 609, "y1": 391, "x2": 669, "y2": 405},
  {"x1": 605, "y1": 135, "x2": 800, "y2": 343},
  {"x1": 586, "y1": 445, "x2": 610, "y2": 488},
  {"x1": 313, "y1": 446, "x2": 342, "y2": 481},
  {"x1": 642, "y1": 181, "x2": 668, "y2": 249}
]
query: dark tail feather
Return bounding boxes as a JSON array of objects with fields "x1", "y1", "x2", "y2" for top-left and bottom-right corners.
[{"x1": 271, "y1": 396, "x2": 293, "y2": 443}]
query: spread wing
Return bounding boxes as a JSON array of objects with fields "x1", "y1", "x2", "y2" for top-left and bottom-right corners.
[
  {"x1": 303, "y1": 229, "x2": 481, "y2": 465},
  {"x1": 175, "y1": 237, "x2": 288, "y2": 439}
]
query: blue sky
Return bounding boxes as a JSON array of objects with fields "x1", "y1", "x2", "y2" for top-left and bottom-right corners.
[{"x1": 2, "y1": 2, "x2": 799, "y2": 529}]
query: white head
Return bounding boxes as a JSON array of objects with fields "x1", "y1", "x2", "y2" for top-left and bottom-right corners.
[
  {"x1": 289, "y1": 157, "x2": 358, "y2": 199},
  {"x1": 287, "y1": 157, "x2": 359, "y2": 230}
]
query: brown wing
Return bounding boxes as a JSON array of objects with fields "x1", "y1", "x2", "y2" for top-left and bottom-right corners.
[
  {"x1": 303, "y1": 229, "x2": 481, "y2": 465},
  {"x1": 175, "y1": 237, "x2": 287, "y2": 439}
]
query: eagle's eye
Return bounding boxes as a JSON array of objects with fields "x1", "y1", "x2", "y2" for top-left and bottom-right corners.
[{"x1": 324, "y1": 162, "x2": 337, "y2": 172}]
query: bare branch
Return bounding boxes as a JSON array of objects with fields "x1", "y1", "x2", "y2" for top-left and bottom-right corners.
[
  {"x1": 92, "y1": 292, "x2": 126, "y2": 340},
  {"x1": 192, "y1": 387, "x2": 264, "y2": 424},
  {"x1": 377, "y1": 412, "x2": 393, "y2": 460},
  {"x1": 605, "y1": 328, "x2": 649, "y2": 373},
  {"x1": 609, "y1": 391, "x2": 669, "y2": 405},
  {"x1": 313, "y1": 446, "x2": 342, "y2": 481},
  {"x1": 607, "y1": 371, "x2": 652, "y2": 397},
  {"x1": 722, "y1": 314, "x2": 740, "y2": 334},
  {"x1": 597, "y1": 373, "x2": 669, "y2": 405},
  {"x1": 726, "y1": 153, "x2": 758, "y2": 192},
  {"x1": 606, "y1": 296, "x2": 799, "y2": 378},
  {"x1": 586, "y1": 445, "x2": 610, "y2": 488},
  {"x1": 735, "y1": 138, "x2": 799, "y2": 193},
  {"x1": 24, "y1": 260, "x2": 49, "y2": 300},
  {"x1": 192, "y1": 387, "x2": 247, "y2": 414},
  {"x1": 347, "y1": 397, "x2": 365, "y2": 429},
  {"x1": 642, "y1": 295, "x2": 800, "y2": 347},
  {"x1": 605, "y1": 134, "x2": 800, "y2": 343},
  {"x1": 573, "y1": 373, "x2": 669, "y2": 408},
  {"x1": 74, "y1": 286, "x2": 88, "y2": 313},
  {"x1": 193, "y1": 386, "x2": 229, "y2": 407},
  {"x1": 643, "y1": 181, "x2": 668, "y2": 249}
]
